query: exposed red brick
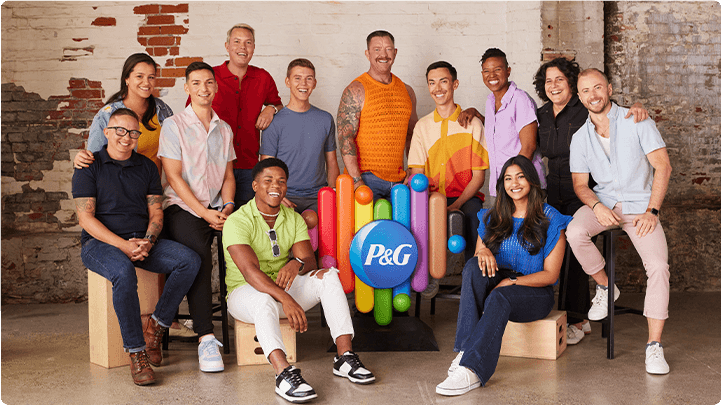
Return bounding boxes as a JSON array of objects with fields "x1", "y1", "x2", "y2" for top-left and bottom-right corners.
[
  {"x1": 70, "y1": 89, "x2": 102, "y2": 99},
  {"x1": 154, "y1": 78, "x2": 176, "y2": 88},
  {"x1": 137, "y1": 37, "x2": 148, "y2": 46},
  {"x1": 161, "y1": 67, "x2": 185, "y2": 77},
  {"x1": 48, "y1": 95, "x2": 72, "y2": 101},
  {"x1": 183, "y1": 18, "x2": 189, "y2": 24},
  {"x1": 145, "y1": 47, "x2": 155, "y2": 56},
  {"x1": 153, "y1": 47, "x2": 168, "y2": 56},
  {"x1": 133, "y1": 4, "x2": 159, "y2": 14},
  {"x1": 91, "y1": 17, "x2": 116, "y2": 26},
  {"x1": 175, "y1": 37, "x2": 181, "y2": 45},
  {"x1": 165, "y1": 59, "x2": 174, "y2": 67},
  {"x1": 696, "y1": 107, "x2": 703, "y2": 112},
  {"x1": 88, "y1": 80, "x2": 102, "y2": 89},
  {"x1": 148, "y1": 36, "x2": 175, "y2": 46},
  {"x1": 169, "y1": 47, "x2": 179, "y2": 56},
  {"x1": 87, "y1": 100, "x2": 106, "y2": 110},
  {"x1": 139, "y1": 26, "x2": 161, "y2": 35},
  {"x1": 46, "y1": 110, "x2": 68, "y2": 120},
  {"x1": 28, "y1": 213, "x2": 43, "y2": 220},
  {"x1": 173, "y1": 57, "x2": 203, "y2": 67},
  {"x1": 72, "y1": 38, "x2": 88, "y2": 42},
  {"x1": 59, "y1": 100, "x2": 87, "y2": 110},
  {"x1": 161, "y1": 4, "x2": 189, "y2": 13},
  {"x1": 160, "y1": 25, "x2": 188, "y2": 35},
  {"x1": 147, "y1": 15, "x2": 174, "y2": 25},
  {"x1": 68, "y1": 79, "x2": 86, "y2": 89}
]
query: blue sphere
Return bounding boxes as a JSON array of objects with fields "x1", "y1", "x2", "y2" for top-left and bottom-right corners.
[
  {"x1": 448, "y1": 235, "x2": 466, "y2": 254},
  {"x1": 409, "y1": 174, "x2": 429, "y2": 192}
]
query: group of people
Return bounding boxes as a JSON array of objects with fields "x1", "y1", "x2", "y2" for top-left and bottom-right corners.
[{"x1": 72, "y1": 24, "x2": 672, "y2": 401}]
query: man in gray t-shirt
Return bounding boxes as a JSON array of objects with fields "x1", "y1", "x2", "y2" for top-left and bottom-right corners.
[{"x1": 260, "y1": 58, "x2": 339, "y2": 213}]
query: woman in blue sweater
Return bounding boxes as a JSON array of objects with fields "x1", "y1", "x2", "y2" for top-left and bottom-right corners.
[{"x1": 437, "y1": 155, "x2": 571, "y2": 396}]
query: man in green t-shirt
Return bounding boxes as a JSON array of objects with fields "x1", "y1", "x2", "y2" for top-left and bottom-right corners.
[{"x1": 223, "y1": 158, "x2": 375, "y2": 403}]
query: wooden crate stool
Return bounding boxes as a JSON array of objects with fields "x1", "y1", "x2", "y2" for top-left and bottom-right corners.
[
  {"x1": 500, "y1": 310, "x2": 567, "y2": 360},
  {"x1": 88, "y1": 267, "x2": 164, "y2": 368},
  {"x1": 235, "y1": 319, "x2": 296, "y2": 365}
]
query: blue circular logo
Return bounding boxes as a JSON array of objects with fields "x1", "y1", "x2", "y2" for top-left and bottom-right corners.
[{"x1": 349, "y1": 220, "x2": 418, "y2": 289}]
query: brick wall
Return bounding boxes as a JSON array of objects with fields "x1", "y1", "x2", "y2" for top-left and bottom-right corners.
[
  {"x1": 541, "y1": 1, "x2": 604, "y2": 70},
  {"x1": 605, "y1": 1, "x2": 721, "y2": 291}
]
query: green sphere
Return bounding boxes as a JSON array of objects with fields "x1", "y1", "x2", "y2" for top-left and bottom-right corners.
[{"x1": 393, "y1": 294, "x2": 411, "y2": 312}]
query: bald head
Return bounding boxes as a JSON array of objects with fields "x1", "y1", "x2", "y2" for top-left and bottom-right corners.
[{"x1": 578, "y1": 68, "x2": 609, "y2": 85}]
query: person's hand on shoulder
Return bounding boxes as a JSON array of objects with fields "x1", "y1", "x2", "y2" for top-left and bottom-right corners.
[{"x1": 74, "y1": 150, "x2": 95, "y2": 169}]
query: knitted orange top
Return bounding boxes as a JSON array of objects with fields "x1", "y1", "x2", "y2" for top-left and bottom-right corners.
[{"x1": 355, "y1": 72, "x2": 412, "y2": 182}]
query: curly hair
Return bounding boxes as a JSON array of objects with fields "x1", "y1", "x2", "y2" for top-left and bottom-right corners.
[{"x1": 533, "y1": 57, "x2": 581, "y2": 102}]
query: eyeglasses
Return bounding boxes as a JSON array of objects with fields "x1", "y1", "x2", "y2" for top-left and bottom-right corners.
[
  {"x1": 107, "y1": 126, "x2": 142, "y2": 139},
  {"x1": 266, "y1": 229, "x2": 280, "y2": 257}
]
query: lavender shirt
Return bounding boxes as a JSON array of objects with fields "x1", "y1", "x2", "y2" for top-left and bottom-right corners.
[
  {"x1": 484, "y1": 81, "x2": 545, "y2": 196},
  {"x1": 158, "y1": 104, "x2": 236, "y2": 217}
]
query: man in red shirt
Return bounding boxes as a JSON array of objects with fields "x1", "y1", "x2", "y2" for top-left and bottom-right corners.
[{"x1": 212, "y1": 23, "x2": 284, "y2": 206}]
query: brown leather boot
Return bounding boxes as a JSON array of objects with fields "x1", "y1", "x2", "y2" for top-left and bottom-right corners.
[
  {"x1": 141, "y1": 314, "x2": 167, "y2": 367},
  {"x1": 129, "y1": 350, "x2": 155, "y2": 386}
]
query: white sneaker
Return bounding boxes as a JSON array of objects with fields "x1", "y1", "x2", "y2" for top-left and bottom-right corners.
[
  {"x1": 588, "y1": 284, "x2": 620, "y2": 321},
  {"x1": 447, "y1": 351, "x2": 464, "y2": 376},
  {"x1": 198, "y1": 336, "x2": 224, "y2": 372},
  {"x1": 275, "y1": 366, "x2": 317, "y2": 403},
  {"x1": 436, "y1": 366, "x2": 480, "y2": 396},
  {"x1": 566, "y1": 324, "x2": 585, "y2": 345},
  {"x1": 581, "y1": 320, "x2": 592, "y2": 335},
  {"x1": 645, "y1": 342, "x2": 670, "y2": 375}
]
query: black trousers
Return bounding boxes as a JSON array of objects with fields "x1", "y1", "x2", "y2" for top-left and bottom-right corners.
[
  {"x1": 162, "y1": 204, "x2": 216, "y2": 337},
  {"x1": 447, "y1": 195, "x2": 483, "y2": 264},
  {"x1": 547, "y1": 176, "x2": 590, "y2": 324}
]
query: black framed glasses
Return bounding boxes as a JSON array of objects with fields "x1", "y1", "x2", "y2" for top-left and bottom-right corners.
[
  {"x1": 107, "y1": 126, "x2": 142, "y2": 139},
  {"x1": 267, "y1": 229, "x2": 280, "y2": 257}
]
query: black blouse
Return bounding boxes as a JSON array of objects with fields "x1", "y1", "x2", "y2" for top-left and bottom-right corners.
[{"x1": 536, "y1": 94, "x2": 588, "y2": 181}]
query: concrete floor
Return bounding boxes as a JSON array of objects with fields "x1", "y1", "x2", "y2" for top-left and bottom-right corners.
[{"x1": 2, "y1": 292, "x2": 720, "y2": 404}]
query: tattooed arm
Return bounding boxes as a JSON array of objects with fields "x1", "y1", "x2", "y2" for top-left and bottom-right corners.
[
  {"x1": 337, "y1": 80, "x2": 365, "y2": 187},
  {"x1": 127, "y1": 194, "x2": 164, "y2": 260},
  {"x1": 75, "y1": 197, "x2": 143, "y2": 259}
]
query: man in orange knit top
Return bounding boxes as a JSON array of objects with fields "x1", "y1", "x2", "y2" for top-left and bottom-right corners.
[{"x1": 337, "y1": 30, "x2": 419, "y2": 199}]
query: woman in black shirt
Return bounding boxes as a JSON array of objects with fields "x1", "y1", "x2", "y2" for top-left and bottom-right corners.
[{"x1": 533, "y1": 58, "x2": 648, "y2": 344}]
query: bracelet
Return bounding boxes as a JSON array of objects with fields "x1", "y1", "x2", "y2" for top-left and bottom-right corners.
[
  {"x1": 592, "y1": 201, "x2": 602, "y2": 210},
  {"x1": 223, "y1": 201, "x2": 235, "y2": 209}
]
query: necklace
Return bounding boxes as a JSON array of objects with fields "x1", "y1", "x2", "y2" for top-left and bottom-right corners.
[{"x1": 258, "y1": 209, "x2": 280, "y2": 218}]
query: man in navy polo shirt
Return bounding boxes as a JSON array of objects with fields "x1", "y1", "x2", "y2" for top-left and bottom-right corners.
[{"x1": 73, "y1": 108, "x2": 200, "y2": 386}]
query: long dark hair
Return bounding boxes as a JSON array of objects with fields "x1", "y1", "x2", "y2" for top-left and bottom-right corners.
[
  {"x1": 533, "y1": 57, "x2": 581, "y2": 102},
  {"x1": 105, "y1": 53, "x2": 159, "y2": 131},
  {"x1": 483, "y1": 155, "x2": 549, "y2": 255}
]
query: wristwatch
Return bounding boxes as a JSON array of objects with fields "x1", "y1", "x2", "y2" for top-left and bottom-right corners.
[
  {"x1": 646, "y1": 207, "x2": 659, "y2": 216},
  {"x1": 352, "y1": 176, "x2": 362, "y2": 184},
  {"x1": 271, "y1": 105, "x2": 279, "y2": 115},
  {"x1": 294, "y1": 257, "x2": 305, "y2": 274},
  {"x1": 144, "y1": 234, "x2": 157, "y2": 245},
  {"x1": 509, "y1": 276, "x2": 517, "y2": 285}
]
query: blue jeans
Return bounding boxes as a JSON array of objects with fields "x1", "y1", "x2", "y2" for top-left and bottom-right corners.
[
  {"x1": 81, "y1": 236, "x2": 201, "y2": 351},
  {"x1": 454, "y1": 259, "x2": 554, "y2": 386},
  {"x1": 361, "y1": 172, "x2": 399, "y2": 200},
  {"x1": 233, "y1": 168, "x2": 255, "y2": 207}
]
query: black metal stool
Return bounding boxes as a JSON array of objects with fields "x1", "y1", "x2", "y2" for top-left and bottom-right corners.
[
  {"x1": 559, "y1": 228, "x2": 643, "y2": 359},
  {"x1": 163, "y1": 230, "x2": 230, "y2": 354}
]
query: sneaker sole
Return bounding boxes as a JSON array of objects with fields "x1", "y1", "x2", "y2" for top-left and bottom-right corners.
[
  {"x1": 333, "y1": 369, "x2": 376, "y2": 384},
  {"x1": 275, "y1": 387, "x2": 318, "y2": 403},
  {"x1": 200, "y1": 365, "x2": 224, "y2": 373},
  {"x1": 436, "y1": 381, "x2": 480, "y2": 396}
]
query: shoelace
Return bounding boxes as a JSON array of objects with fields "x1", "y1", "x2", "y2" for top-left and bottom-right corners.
[
  {"x1": 133, "y1": 352, "x2": 151, "y2": 371},
  {"x1": 284, "y1": 368, "x2": 308, "y2": 387},
  {"x1": 200, "y1": 338, "x2": 223, "y2": 354},
  {"x1": 341, "y1": 353, "x2": 365, "y2": 370},
  {"x1": 647, "y1": 345, "x2": 663, "y2": 360}
]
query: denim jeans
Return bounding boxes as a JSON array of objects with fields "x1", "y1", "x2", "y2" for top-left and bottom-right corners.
[
  {"x1": 454, "y1": 258, "x2": 554, "y2": 386},
  {"x1": 233, "y1": 168, "x2": 255, "y2": 207},
  {"x1": 361, "y1": 172, "x2": 399, "y2": 200},
  {"x1": 81, "y1": 236, "x2": 201, "y2": 351}
]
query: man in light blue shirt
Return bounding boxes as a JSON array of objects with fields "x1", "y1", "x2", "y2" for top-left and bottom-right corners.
[{"x1": 567, "y1": 68, "x2": 672, "y2": 375}]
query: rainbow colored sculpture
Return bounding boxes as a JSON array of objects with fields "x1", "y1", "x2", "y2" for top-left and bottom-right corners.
[{"x1": 316, "y1": 173, "x2": 466, "y2": 326}]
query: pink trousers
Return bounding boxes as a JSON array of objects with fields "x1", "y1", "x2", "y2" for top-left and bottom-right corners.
[{"x1": 566, "y1": 204, "x2": 669, "y2": 320}]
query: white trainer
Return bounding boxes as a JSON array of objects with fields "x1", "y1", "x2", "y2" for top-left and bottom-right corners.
[
  {"x1": 436, "y1": 366, "x2": 480, "y2": 396},
  {"x1": 447, "y1": 351, "x2": 464, "y2": 376},
  {"x1": 198, "y1": 336, "x2": 224, "y2": 373},
  {"x1": 645, "y1": 342, "x2": 670, "y2": 375},
  {"x1": 581, "y1": 320, "x2": 592, "y2": 335},
  {"x1": 566, "y1": 324, "x2": 585, "y2": 345},
  {"x1": 588, "y1": 284, "x2": 620, "y2": 321}
]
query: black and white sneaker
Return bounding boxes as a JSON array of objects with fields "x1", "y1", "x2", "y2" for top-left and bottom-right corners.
[
  {"x1": 333, "y1": 351, "x2": 375, "y2": 384},
  {"x1": 275, "y1": 366, "x2": 317, "y2": 403}
]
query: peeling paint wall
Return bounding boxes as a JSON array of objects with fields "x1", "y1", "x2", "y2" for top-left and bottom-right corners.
[{"x1": 605, "y1": 1, "x2": 721, "y2": 291}]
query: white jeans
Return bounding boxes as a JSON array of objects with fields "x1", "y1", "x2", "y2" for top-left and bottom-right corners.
[{"x1": 227, "y1": 268, "x2": 354, "y2": 359}]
